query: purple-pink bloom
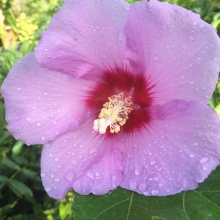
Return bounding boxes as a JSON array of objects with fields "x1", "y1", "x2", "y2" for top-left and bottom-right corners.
[{"x1": 2, "y1": 0, "x2": 220, "y2": 199}]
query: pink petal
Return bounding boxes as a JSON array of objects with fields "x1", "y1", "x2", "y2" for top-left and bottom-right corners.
[
  {"x1": 120, "y1": 100, "x2": 220, "y2": 196},
  {"x1": 41, "y1": 116, "x2": 124, "y2": 199},
  {"x1": 35, "y1": 0, "x2": 129, "y2": 80},
  {"x1": 1, "y1": 53, "x2": 94, "y2": 145},
  {"x1": 124, "y1": 0, "x2": 220, "y2": 104}
]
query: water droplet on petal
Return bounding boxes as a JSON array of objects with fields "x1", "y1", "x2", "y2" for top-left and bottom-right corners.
[
  {"x1": 37, "y1": 122, "x2": 41, "y2": 127},
  {"x1": 200, "y1": 157, "x2": 208, "y2": 164},
  {"x1": 150, "y1": 160, "x2": 155, "y2": 165},
  {"x1": 152, "y1": 189, "x2": 159, "y2": 195},
  {"x1": 129, "y1": 181, "x2": 137, "y2": 190},
  {"x1": 86, "y1": 171, "x2": 94, "y2": 179},
  {"x1": 50, "y1": 174, "x2": 55, "y2": 178},
  {"x1": 139, "y1": 184, "x2": 146, "y2": 192},
  {"x1": 111, "y1": 175, "x2": 117, "y2": 188},
  {"x1": 89, "y1": 148, "x2": 97, "y2": 155},
  {"x1": 189, "y1": 154, "x2": 194, "y2": 158},
  {"x1": 17, "y1": 87, "x2": 21, "y2": 91},
  {"x1": 189, "y1": 35, "x2": 195, "y2": 41},
  {"x1": 135, "y1": 169, "x2": 140, "y2": 175},
  {"x1": 66, "y1": 171, "x2": 74, "y2": 182},
  {"x1": 143, "y1": 191, "x2": 149, "y2": 196},
  {"x1": 48, "y1": 153, "x2": 53, "y2": 158},
  {"x1": 45, "y1": 186, "x2": 51, "y2": 192},
  {"x1": 54, "y1": 178, "x2": 60, "y2": 182},
  {"x1": 26, "y1": 118, "x2": 31, "y2": 121},
  {"x1": 41, "y1": 172, "x2": 46, "y2": 177},
  {"x1": 71, "y1": 160, "x2": 77, "y2": 165},
  {"x1": 41, "y1": 136, "x2": 46, "y2": 141},
  {"x1": 159, "y1": 183, "x2": 163, "y2": 187}
]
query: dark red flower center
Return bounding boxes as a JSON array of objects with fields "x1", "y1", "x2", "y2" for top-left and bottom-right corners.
[{"x1": 85, "y1": 66, "x2": 155, "y2": 136}]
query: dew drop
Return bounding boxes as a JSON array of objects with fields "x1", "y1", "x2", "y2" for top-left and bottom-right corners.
[
  {"x1": 129, "y1": 181, "x2": 137, "y2": 190},
  {"x1": 189, "y1": 35, "x2": 195, "y2": 41},
  {"x1": 135, "y1": 169, "x2": 140, "y2": 175},
  {"x1": 53, "y1": 121, "x2": 57, "y2": 125},
  {"x1": 37, "y1": 122, "x2": 41, "y2": 127},
  {"x1": 26, "y1": 118, "x2": 31, "y2": 121},
  {"x1": 17, "y1": 87, "x2": 21, "y2": 91},
  {"x1": 152, "y1": 189, "x2": 159, "y2": 195},
  {"x1": 154, "y1": 177, "x2": 159, "y2": 181},
  {"x1": 190, "y1": 81, "x2": 194, "y2": 85},
  {"x1": 48, "y1": 153, "x2": 53, "y2": 158},
  {"x1": 159, "y1": 183, "x2": 163, "y2": 187},
  {"x1": 45, "y1": 186, "x2": 51, "y2": 192},
  {"x1": 71, "y1": 159, "x2": 77, "y2": 165},
  {"x1": 189, "y1": 154, "x2": 195, "y2": 158},
  {"x1": 41, "y1": 136, "x2": 46, "y2": 141},
  {"x1": 54, "y1": 178, "x2": 60, "y2": 182},
  {"x1": 150, "y1": 160, "x2": 155, "y2": 165},
  {"x1": 66, "y1": 171, "x2": 74, "y2": 182},
  {"x1": 41, "y1": 172, "x2": 46, "y2": 177},
  {"x1": 200, "y1": 157, "x2": 208, "y2": 164},
  {"x1": 112, "y1": 175, "x2": 117, "y2": 188},
  {"x1": 203, "y1": 167, "x2": 207, "y2": 171},
  {"x1": 50, "y1": 174, "x2": 55, "y2": 178},
  {"x1": 138, "y1": 183, "x2": 146, "y2": 192},
  {"x1": 55, "y1": 158, "x2": 59, "y2": 161},
  {"x1": 89, "y1": 148, "x2": 96, "y2": 155},
  {"x1": 86, "y1": 171, "x2": 94, "y2": 179},
  {"x1": 44, "y1": 143, "x2": 50, "y2": 148}
]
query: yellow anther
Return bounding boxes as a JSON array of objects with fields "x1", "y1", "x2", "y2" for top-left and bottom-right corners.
[{"x1": 93, "y1": 93, "x2": 133, "y2": 134}]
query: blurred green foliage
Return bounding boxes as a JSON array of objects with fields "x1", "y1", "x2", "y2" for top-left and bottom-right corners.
[{"x1": 0, "y1": 0, "x2": 220, "y2": 219}]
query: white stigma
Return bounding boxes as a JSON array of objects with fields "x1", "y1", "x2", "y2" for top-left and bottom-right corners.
[{"x1": 93, "y1": 93, "x2": 133, "y2": 134}]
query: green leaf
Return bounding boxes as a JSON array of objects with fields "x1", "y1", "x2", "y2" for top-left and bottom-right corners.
[
  {"x1": 215, "y1": 103, "x2": 220, "y2": 116},
  {"x1": 73, "y1": 166, "x2": 220, "y2": 220},
  {"x1": 21, "y1": 168, "x2": 38, "y2": 179},
  {"x1": 59, "y1": 203, "x2": 73, "y2": 220},
  {"x1": 8, "y1": 179, "x2": 35, "y2": 204},
  {"x1": 0, "y1": 175, "x2": 8, "y2": 183},
  {"x1": 1, "y1": 158, "x2": 20, "y2": 170}
]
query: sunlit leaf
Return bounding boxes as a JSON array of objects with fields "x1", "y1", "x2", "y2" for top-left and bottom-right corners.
[
  {"x1": 12, "y1": 141, "x2": 23, "y2": 156},
  {"x1": 73, "y1": 166, "x2": 220, "y2": 220},
  {"x1": 59, "y1": 203, "x2": 73, "y2": 220}
]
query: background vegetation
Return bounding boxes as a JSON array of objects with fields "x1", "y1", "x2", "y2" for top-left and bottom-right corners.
[{"x1": 0, "y1": 0, "x2": 220, "y2": 219}]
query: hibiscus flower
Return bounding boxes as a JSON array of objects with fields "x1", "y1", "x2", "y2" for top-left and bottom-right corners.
[{"x1": 2, "y1": 0, "x2": 220, "y2": 200}]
